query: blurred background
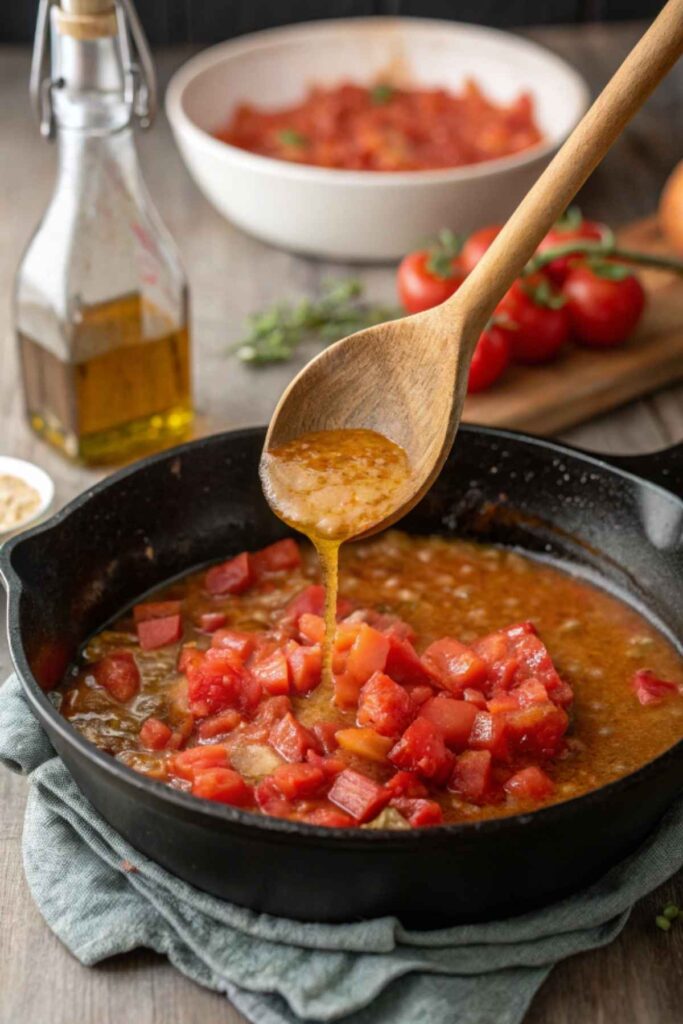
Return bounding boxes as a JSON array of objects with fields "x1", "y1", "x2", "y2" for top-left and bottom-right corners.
[{"x1": 0, "y1": 0, "x2": 668, "y2": 43}]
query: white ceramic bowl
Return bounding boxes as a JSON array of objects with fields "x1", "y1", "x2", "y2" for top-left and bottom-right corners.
[
  {"x1": 0, "y1": 456, "x2": 55, "y2": 544},
  {"x1": 166, "y1": 18, "x2": 590, "y2": 261}
]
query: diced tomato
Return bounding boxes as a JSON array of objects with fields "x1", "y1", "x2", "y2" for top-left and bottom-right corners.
[
  {"x1": 505, "y1": 703, "x2": 568, "y2": 759},
  {"x1": 306, "y1": 749, "x2": 346, "y2": 777},
  {"x1": 283, "y1": 585, "x2": 325, "y2": 621},
  {"x1": 328, "y1": 769, "x2": 390, "y2": 823},
  {"x1": 137, "y1": 613, "x2": 183, "y2": 651},
  {"x1": 364, "y1": 611, "x2": 416, "y2": 643},
  {"x1": 197, "y1": 710, "x2": 241, "y2": 740},
  {"x1": 463, "y1": 688, "x2": 487, "y2": 709},
  {"x1": 419, "y1": 696, "x2": 479, "y2": 750},
  {"x1": 631, "y1": 669, "x2": 681, "y2": 706},
  {"x1": 449, "y1": 750, "x2": 494, "y2": 803},
  {"x1": 286, "y1": 641, "x2": 322, "y2": 695},
  {"x1": 269, "y1": 711, "x2": 320, "y2": 763},
  {"x1": 335, "y1": 727, "x2": 394, "y2": 763},
  {"x1": 211, "y1": 629, "x2": 257, "y2": 660},
  {"x1": 334, "y1": 621, "x2": 362, "y2": 653},
  {"x1": 170, "y1": 743, "x2": 228, "y2": 781},
  {"x1": 205, "y1": 552, "x2": 254, "y2": 596},
  {"x1": 255, "y1": 777, "x2": 293, "y2": 818},
  {"x1": 271, "y1": 762, "x2": 326, "y2": 799},
  {"x1": 254, "y1": 695, "x2": 292, "y2": 729},
  {"x1": 299, "y1": 613, "x2": 326, "y2": 645},
  {"x1": 504, "y1": 766, "x2": 554, "y2": 800},
  {"x1": 133, "y1": 600, "x2": 182, "y2": 624},
  {"x1": 487, "y1": 692, "x2": 521, "y2": 715},
  {"x1": 384, "y1": 634, "x2": 432, "y2": 686},
  {"x1": 301, "y1": 806, "x2": 356, "y2": 828},
  {"x1": 185, "y1": 646, "x2": 245, "y2": 716},
  {"x1": 252, "y1": 538, "x2": 301, "y2": 576},
  {"x1": 404, "y1": 683, "x2": 435, "y2": 706},
  {"x1": 347, "y1": 624, "x2": 390, "y2": 685},
  {"x1": 139, "y1": 716, "x2": 172, "y2": 750},
  {"x1": 333, "y1": 670, "x2": 364, "y2": 710},
  {"x1": 388, "y1": 717, "x2": 452, "y2": 781},
  {"x1": 515, "y1": 678, "x2": 549, "y2": 707},
  {"x1": 356, "y1": 671, "x2": 415, "y2": 737},
  {"x1": 468, "y1": 711, "x2": 510, "y2": 761},
  {"x1": 422, "y1": 638, "x2": 489, "y2": 696},
  {"x1": 385, "y1": 771, "x2": 429, "y2": 799},
  {"x1": 312, "y1": 721, "x2": 340, "y2": 754},
  {"x1": 391, "y1": 797, "x2": 444, "y2": 827},
  {"x1": 473, "y1": 622, "x2": 566, "y2": 700},
  {"x1": 199, "y1": 612, "x2": 228, "y2": 633},
  {"x1": 251, "y1": 649, "x2": 290, "y2": 696},
  {"x1": 178, "y1": 644, "x2": 201, "y2": 673},
  {"x1": 192, "y1": 767, "x2": 254, "y2": 806},
  {"x1": 93, "y1": 651, "x2": 140, "y2": 702}
]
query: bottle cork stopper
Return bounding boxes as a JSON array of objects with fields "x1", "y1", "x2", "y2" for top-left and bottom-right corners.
[{"x1": 55, "y1": 0, "x2": 117, "y2": 39}]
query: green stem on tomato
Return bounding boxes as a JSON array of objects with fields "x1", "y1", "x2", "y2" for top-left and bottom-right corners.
[{"x1": 524, "y1": 239, "x2": 683, "y2": 276}]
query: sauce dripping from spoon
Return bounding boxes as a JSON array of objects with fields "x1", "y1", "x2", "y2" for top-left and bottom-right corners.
[{"x1": 260, "y1": 428, "x2": 413, "y2": 687}]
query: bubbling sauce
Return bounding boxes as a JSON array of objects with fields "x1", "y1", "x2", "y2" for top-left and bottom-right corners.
[{"x1": 260, "y1": 428, "x2": 413, "y2": 685}]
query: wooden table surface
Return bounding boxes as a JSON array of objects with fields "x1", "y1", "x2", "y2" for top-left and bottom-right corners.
[{"x1": 1, "y1": 22, "x2": 682, "y2": 1024}]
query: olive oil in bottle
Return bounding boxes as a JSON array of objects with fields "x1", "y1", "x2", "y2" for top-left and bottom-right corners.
[{"x1": 15, "y1": 0, "x2": 193, "y2": 464}]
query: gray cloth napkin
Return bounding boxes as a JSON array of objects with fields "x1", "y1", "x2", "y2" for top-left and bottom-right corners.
[{"x1": 1, "y1": 673, "x2": 682, "y2": 1024}]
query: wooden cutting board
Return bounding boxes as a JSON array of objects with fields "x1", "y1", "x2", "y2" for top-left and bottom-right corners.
[{"x1": 463, "y1": 216, "x2": 683, "y2": 434}]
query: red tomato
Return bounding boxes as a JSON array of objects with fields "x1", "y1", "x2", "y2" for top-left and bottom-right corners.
[
  {"x1": 497, "y1": 275, "x2": 571, "y2": 364},
  {"x1": 419, "y1": 696, "x2": 479, "y2": 750},
  {"x1": 137, "y1": 613, "x2": 183, "y2": 650},
  {"x1": 467, "y1": 324, "x2": 512, "y2": 393},
  {"x1": 93, "y1": 651, "x2": 140, "y2": 702},
  {"x1": 139, "y1": 717, "x2": 172, "y2": 750},
  {"x1": 421, "y1": 638, "x2": 488, "y2": 696},
  {"x1": 561, "y1": 262, "x2": 645, "y2": 347},
  {"x1": 460, "y1": 225, "x2": 502, "y2": 274},
  {"x1": 397, "y1": 249, "x2": 465, "y2": 314},
  {"x1": 328, "y1": 768, "x2": 390, "y2": 823},
  {"x1": 356, "y1": 671, "x2": 416, "y2": 738},
  {"x1": 504, "y1": 766, "x2": 554, "y2": 800},
  {"x1": 537, "y1": 216, "x2": 606, "y2": 283},
  {"x1": 192, "y1": 767, "x2": 253, "y2": 806},
  {"x1": 205, "y1": 552, "x2": 254, "y2": 596},
  {"x1": 631, "y1": 669, "x2": 680, "y2": 706},
  {"x1": 388, "y1": 717, "x2": 452, "y2": 781}
]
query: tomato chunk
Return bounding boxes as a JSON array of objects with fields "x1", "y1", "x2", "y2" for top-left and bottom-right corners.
[
  {"x1": 211, "y1": 629, "x2": 257, "y2": 660},
  {"x1": 301, "y1": 806, "x2": 355, "y2": 828},
  {"x1": 252, "y1": 538, "x2": 301, "y2": 575},
  {"x1": 271, "y1": 762, "x2": 326, "y2": 799},
  {"x1": 385, "y1": 771, "x2": 428, "y2": 799},
  {"x1": 170, "y1": 743, "x2": 228, "y2": 781},
  {"x1": 390, "y1": 797, "x2": 444, "y2": 827},
  {"x1": 420, "y1": 695, "x2": 479, "y2": 750},
  {"x1": 449, "y1": 750, "x2": 494, "y2": 803},
  {"x1": 185, "y1": 646, "x2": 245, "y2": 716},
  {"x1": 137, "y1": 613, "x2": 183, "y2": 651},
  {"x1": 356, "y1": 671, "x2": 415, "y2": 737},
  {"x1": 299, "y1": 613, "x2": 326, "y2": 645},
  {"x1": 286, "y1": 641, "x2": 322, "y2": 695},
  {"x1": 422, "y1": 638, "x2": 488, "y2": 696},
  {"x1": 504, "y1": 766, "x2": 554, "y2": 800},
  {"x1": 93, "y1": 650, "x2": 140, "y2": 702},
  {"x1": 333, "y1": 670, "x2": 364, "y2": 710},
  {"x1": 283, "y1": 584, "x2": 325, "y2": 621},
  {"x1": 205, "y1": 552, "x2": 254, "y2": 596},
  {"x1": 384, "y1": 634, "x2": 432, "y2": 686},
  {"x1": 347, "y1": 624, "x2": 390, "y2": 684},
  {"x1": 473, "y1": 622, "x2": 567, "y2": 702},
  {"x1": 388, "y1": 717, "x2": 452, "y2": 781},
  {"x1": 251, "y1": 649, "x2": 290, "y2": 696},
  {"x1": 255, "y1": 777, "x2": 293, "y2": 818},
  {"x1": 197, "y1": 710, "x2": 241, "y2": 739},
  {"x1": 199, "y1": 612, "x2": 227, "y2": 633},
  {"x1": 269, "y1": 711, "x2": 319, "y2": 763},
  {"x1": 468, "y1": 710, "x2": 510, "y2": 761},
  {"x1": 313, "y1": 721, "x2": 340, "y2": 754},
  {"x1": 133, "y1": 600, "x2": 181, "y2": 623},
  {"x1": 505, "y1": 703, "x2": 568, "y2": 759},
  {"x1": 631, "y1": 669, "x2": 681, "y2": 706},
  {"x1": 335, "y1": 727, "x2": 394, "y2": 763},
  {"x1": 328, "y1": 769, "x2": 390, "y2": 823},
  {"x1": 192, "y1": 767, "x2": 253, "y2": 806},
  {"x1": 139, "y1": 716, "x2": 172, "y2": 750}
]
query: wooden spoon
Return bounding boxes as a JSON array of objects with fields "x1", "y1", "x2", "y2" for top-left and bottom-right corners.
[{"x1": 264, "y1": 0, "x2": 683, "y2": 534}]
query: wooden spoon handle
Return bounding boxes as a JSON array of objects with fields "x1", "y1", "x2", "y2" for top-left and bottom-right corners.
[{"x1": 450, "y1": 0, "x2": 683, "y2": 338}]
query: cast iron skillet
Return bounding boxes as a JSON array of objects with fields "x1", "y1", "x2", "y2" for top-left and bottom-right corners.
[{"x1": 1, "y1": 426, "x2": 682, "y2": 927}]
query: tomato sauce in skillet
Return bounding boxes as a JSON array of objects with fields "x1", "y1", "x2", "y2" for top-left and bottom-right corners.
[{"x1": 57, "y1": 530, "x2": 683, "y2": 829}]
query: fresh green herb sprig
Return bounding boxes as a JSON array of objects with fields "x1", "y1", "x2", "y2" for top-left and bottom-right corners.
[{"x1": 233, "y1": 278, "x2": 401, "y2": 365}]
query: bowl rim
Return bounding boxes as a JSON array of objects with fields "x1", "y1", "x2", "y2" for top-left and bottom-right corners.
[
  {"x1": 2, "y1": 424, "x2": 682, "y2": 848},
  {"x1": 165, "y1": 16, "x2": 592, "y2": 189}
]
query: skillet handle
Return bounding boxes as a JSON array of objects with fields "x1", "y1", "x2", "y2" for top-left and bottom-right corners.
[{"x1": 599, "y1": 442, "x2": 683, "y2": 499}]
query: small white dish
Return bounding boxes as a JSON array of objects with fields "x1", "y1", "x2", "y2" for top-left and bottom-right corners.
[
  {"x1": 0, "y1": 456, "x2": 55, "y2": 544},
  {"x1": 166, "y1": 17, "x2": 590, "y2": 261}
]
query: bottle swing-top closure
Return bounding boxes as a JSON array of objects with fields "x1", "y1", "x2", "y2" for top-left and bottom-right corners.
[{"x1": 30, "y1": 0, "x2": 157, "y2": 139}]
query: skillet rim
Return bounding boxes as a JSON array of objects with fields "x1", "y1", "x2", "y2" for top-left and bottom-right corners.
[{"x1": 1, "y1": 424, "x2": 682, "y2": 847}]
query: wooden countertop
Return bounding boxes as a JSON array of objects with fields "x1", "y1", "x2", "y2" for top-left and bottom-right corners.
[{"x1": 0, "y1": 22, "x2": 681, "y2": 1024}]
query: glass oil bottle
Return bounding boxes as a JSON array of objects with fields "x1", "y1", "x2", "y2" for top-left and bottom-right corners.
[{"x1": 15, "y1": 0, "x2": 193, "y2": 465}]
